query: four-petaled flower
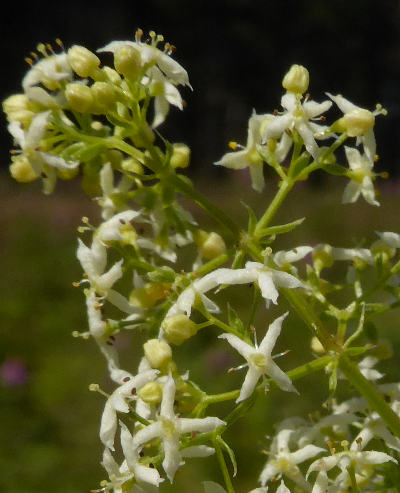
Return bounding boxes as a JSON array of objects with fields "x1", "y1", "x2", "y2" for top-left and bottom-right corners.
[
  {"x1": 219, "y1": 313, "x2": 297, "y2": 402},
  {"x1": 132, "y1": 374, "x2": 225, "y2": 482},
  {"x1": 342, "y1": 146, "x2": 379, "y2": 206}
]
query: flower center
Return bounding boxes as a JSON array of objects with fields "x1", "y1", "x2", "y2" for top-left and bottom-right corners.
[
  {"x1": 249, "y1": 352, "x2": 267, "y2": 370},
  {"x1": 160, "y1": 416, "x2": 176, "y2": 437}
]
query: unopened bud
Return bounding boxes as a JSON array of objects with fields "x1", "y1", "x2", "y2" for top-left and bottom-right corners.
[
  {"x1": 162, "y1": 314, "x2": 198, "y2": 345},
  {"x1": 10, "y1": 156, "x2": 39, "y2": 183},
  {"x1": 3, "y1": 94, "x2": 35, "y2": 126},
  {"x1": 282, "y1": 65, "x2": 309, "y2": 94},
  {"x1": 370, "y1": 240, "x2": 396, "y2": 264},
  {"x1": 339, "y1": 109, "x2": 375, "y2": 137},
  {"x1": 102, "y1": 66, "x2": 122, "y2": 85},
  {"x1": 312, "y1": 244, "x2": 334, "y2": 274},
  {"x1": 130, "y1": 282, "x2": 170, "y2": 308},
  {"x1": 114, "y1": 45, "x2": 142, "y2": 80},
  {"x1": 58, "y1": 166, "x2": 79, "y2": 180},
  {"x1": 137, "y1": 381, "x2": 163, "y2": 405},
  {"x1": 121, "y1": 157, "x2": 143, "y2": 174},
  {"x1": 170, "y1": 143, "x2": 191, "y2": 168},
  {"x1": 68, "y1": 45, "x2": 100, "y2": 78},
  {"x1": 195, "y1": 230, "x2": 226, "y2": 260},
  {"x1": 91, "y1": 82, "x2": 116, "y2": 112},
  {"x1": 65, "y1": 83, "x2": 94, "y2": 113},
  {"x1": 311, "y1": 336, "x2": 325, "y2": 354},
  {"x1": 143, "y1": 339, "x2": 172, "y2": 370}
]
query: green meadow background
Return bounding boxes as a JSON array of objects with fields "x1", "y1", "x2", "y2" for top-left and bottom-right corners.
[{"x1": 2, "y1": 171, "x2": 400, "y2": 492}]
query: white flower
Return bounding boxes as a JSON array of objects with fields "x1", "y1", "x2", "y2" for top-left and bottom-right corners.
[
  {"x1": 8, "y1": 111, "x2": 78, "y2": 193},
  {"x1": 98, "y1": 37, "x2": 190, "y2": 87},
  {"x1": 23, "y1": 53, "x2": 73, "y2": 107},
  {"x1": 215, "y1": 112, "x2": 271, "y2": 192},
  {"x1": 376, "y1": 231, "x2": 400, "y2": 249},
  {"x1": 260, "y1": 428, "x2": 325, "y2": 489},
  {"x1": 102, "y1": 422, "x2": 163, "y2": 488},
  {"x1": 358, "y1": 356, "x2": 384, "y2": 381},
  {"x1": 132, "y1": 374, "x2": 225, "y2": 482},
  {"x1": 96, "y1": 209, "x2": 142, "y2": 244},
  {"x1": 143, "y1": 66, "x2": 184, "y2": 127},
  {"x1": 100, "y1": 367, "x2": 159, "y2": 450},
  {"x1": 263, "y1": 93, "x2": 332, "y2": 161},
  {"x1": 331, "y1": 246, "x2": 374, "y2": 265},
  {"x1": 273, "y1": 246, "x2": 313, "y2": 269},
  {"x1": 220, "y1": 313, "x2": 297, "y2": 402},
  {"x1": 98, "y1": 163, "x2": 135, "y2": 220},
  {"x1": 327, "y1": 93, "x2": 379, "y2": 162},
  {"x1": 307, "y1": 448, "x2": 397, "y2": 487},
  {"x1": 341, "y1": 146, "x2": 378, "y2": 206}
]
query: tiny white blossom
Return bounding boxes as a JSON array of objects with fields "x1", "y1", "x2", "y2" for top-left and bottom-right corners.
[
  {"x1": 260, "y1": 428, "x2": 325, "y2": 489},
  {"x1": 331, "y1": 246, "x2": 374, "y2": 265},
  {"x1": 100, "y1": 367, "x2": 159, "y2": 450},
  {"x1": 342, "y1": 146, "x2": 378, "y2": 206},
  {"x1": 220, "y1": 313, "x2": 297, "y2": 402},
  {"x1": 98, "y1": 163, "x2": 135, "y2": 220},
  {"x1": 263, "y1": 93, "x2": 332, "y2": 160},
  {"x1": 132, "y1": 374, "x2": 225, "y2": 482},
  {"x1": 376, "y1": 231, "x2": 400, "y2": 249},
  {"x1": 215, "y1": 112, "x2": 271, "y2": 192},
  {"x1": 8, "y1": 112, "x2": 78, "y2": 193}
]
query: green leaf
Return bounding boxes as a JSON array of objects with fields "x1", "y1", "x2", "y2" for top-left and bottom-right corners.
[
  {"x1": 255, "y1": 217, "x2": 305, "y2": 239},
  {"x1": 227, "y1": 303, "x2": 244, "y2": 335},
  {"x1": 216, "y1": 436, "x2": 237, "y2": 477},
  {"x1": 322, "y1": 163, "x2": 348, "y2": 176},
  {"x1": 241, "y1": 202, "x2": 258, "y2": 234}
]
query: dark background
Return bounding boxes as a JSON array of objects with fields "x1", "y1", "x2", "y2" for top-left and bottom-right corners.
[{"x1": 1, "y1": 0, "x2": 400, "y2": 176}]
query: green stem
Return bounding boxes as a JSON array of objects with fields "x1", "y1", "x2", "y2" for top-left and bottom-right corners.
[
  {"x1": 170, "y1": 174, "x2": 241, "y2": 240},
  {"x1": 191, "y1": 250, "x2": 235, "y2": 278},
  {"x1": 214, "y1": 435, "x2": 235, "y2": 493},
  {"x1": 254, "y1": 179, "x2": 295, "y2": 235},
  {"x1": 338, "y1": 355, "x2": 400, "y2": 439}
]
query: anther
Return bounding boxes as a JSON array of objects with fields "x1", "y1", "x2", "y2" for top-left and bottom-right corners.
[
  {"x1": 149, "y1": 463, "x2": 154, "y2": 468},
  {"x1": 56, "y1": 38, "x2": 64, "y2": 49},
  {"x1": 381, "y1": 171, "x2": 389, "y2": 179},
  {"x1": 122, "y1": 376, "x2": 131, "y2": 382},
  {"x1": 273, "y1": 109, "x2": 279, "y2": 116},
  {"x1": 89, "y1": 383, "x2": 100, "y2": 392},
  {"x1": 119, "y1": 218, "x2": 126, "y2": 224},
  {"x1": 46, "y1": 43, "x2": 54, "y2": 54},
  {"x1": 30, "y1": 52, "x2": 39, "y2": 60},
  {"x1": 72, "y1": 281, "x2": 80, "y2": 287},
  {"x1": 191, "y1": 431, "x2": 197, "y2": 438},
  {"x1": 228, "y1": 141, "x2": 238, "y2": 151},
  {"x1": 169, "y1": 45, "x2": 176, "y2": 54},
  {"x1": 131, "y1": 387, "x2": 136, "y2": 395},
  {"x1": 37, "y1": 43, "x2": 48, "y2": 57},
  {"x1": 24, "y1": 57, "x2": 34, "y2": 66},
  {"x1": 135, "y1": 28, "x2": 143, "y2": 42}
]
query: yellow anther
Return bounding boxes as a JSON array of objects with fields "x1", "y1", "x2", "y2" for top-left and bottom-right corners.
[
  {"x1": 381, "y1": 171, "x2": 389, "y2": 179},
  {"x1": 55, "y1": 38, "x2": 64, "y2": 48},
  {"x1": 374, "y1": 154, "x2": 379, "y2": 163},
  {"x1": 135, "y1": 28, "x2": 143, "y2": 41},
  {"x1": 228, "y1": 141, "x2": 238, "y2": 151},
  {"x1": 24, "y1": 57, "x2": 33, "y2": 66},
  {"x1": 37, "y1": 43, "x2": 47, "y2": 56},
  {"x1": 89, "y1": 383, "x2": 100, "y2": 391},
  {"x1": 341, "y1": 440, "x2": 349, "y2": 450},
  {"x1": 72, "y1": 331, "x2": 80, "y2": 338}
]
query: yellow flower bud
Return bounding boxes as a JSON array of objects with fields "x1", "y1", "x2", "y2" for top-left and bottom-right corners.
[
  {"x1": 121, "y1": 157, "x2": 143, "y2": 175},
  {"x1": 370, "y1": 240, "x2": 396, "y2": 264},
  {"x1": 170, "y1": 143, "x2": 191, "y2": 168},
  {"x1": 195, "y1": 230, "x2": 226, "y2": 260},
  {"x1": 312, "y1": 244, "x2": 334, "y2": 275},
  {"x1": 102, "y1": 66, "x2": 122, "y2": 85},
  {"x1": 68, "y1": 45, "x2": 100, "y2": 78},
  {"x1": 162, "y1": 314, "x2": 198, "y2": 345},
  {"x1": 282, "y1": 65, "x2": 310, "y2": 94},
  {"x1": 9, "y1": 156, "x2": 39, "y2": 183},
  {"x1": 130, "y1": 282, "x2": 170, "y2": 308},
  {"x1": 143, "y1": 339, "x2": 172, "y2": 370},
  {"x1": 3, "y1": 94, "x2": 37, "y2": 127},
  {"x1": 339, "y1": 109, "x2": 375, "y2": 137},
  {"x1": 114, "y1": 45, "x2": 142, "y2": 80},
  {"x1": 91, "y1": 82, "x2": 116, "y2": 112},
  {"x1": 137, "y1": 381, "x2": 163, "y2": 405},
  {"x1": 310, "y1": 336, "x2": 325, "y2": 354},
  {"x1": 65, "y1": 83, "x2": 94, "y2": 113},
  {"x1": 57, "y1": 166, "x2": 79, "y2": 180}
]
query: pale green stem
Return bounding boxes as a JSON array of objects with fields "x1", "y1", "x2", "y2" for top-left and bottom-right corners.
[
  {"x1": 338, "y1": 355, "x2": 400, "y2": 439},
  {"x1": 214, "y1": 434, "x2": 235, "y2": 493}
]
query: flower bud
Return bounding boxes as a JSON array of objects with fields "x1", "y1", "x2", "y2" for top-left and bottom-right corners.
[
  {"x1": 65, "y1": 83, "x2": 94, "y2": 113},
  {"x1": 339, "y1": 109, "x2": 375, "y2": 137},
  {"x1": 312, "y1": 244, "x2": 334, "y2": 275},
  {"x1": 162, "y1": 314, "x2": 198, "y2": 345},
  {"x1": 195, "y1": 230, "x2": 226, "y2": 260},
  {"x1": 130, "y1": 282, "x2": 171, "y2": 308},
  {"x1": 68, "y1": 45, "x2": 100, "y2": 78},
  {"x1": 9, "y1": 156, "x2": 39, "y2": 183},
  {"x1": 143, "y1": 339, "x2": 172, "y2": 370},
  {"x1": 91, "y1": 82, "x2": 116, "y2": 112},
  {"x1": 102, "y1": 66, "x2": 122, "y2": 85},
  {"x1": 282, "y1": 65, "x2": 309, "y2": 94},
  {"x1": 57, "y1": 166, "x2": 79, "y2": 181},
  {"x1": 121, "y1": 157, "x2": 143, "y2": 175},
  {"x1": 137, "y1": 381, "x2": 163, "y2": 405},
  {"x1": 370, "y1": 240, "x2": 396, "y2": 264},
  {"x1": 310, "y1": 336, "x2": 325, "y2": 354},
  {"x1": 3, "y1": 94, "x2": 35, "y2": 126},
  {"x1": 114, "y1": 45, "x2": 142, "y2": 80},
  {"x1": 170, "y1": 143, "x2": 191, "y2": 168}
]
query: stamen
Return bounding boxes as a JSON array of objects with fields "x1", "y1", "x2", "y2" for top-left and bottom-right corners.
[
  {"x1": 381, "y1": 171, "x2": 389, "y2": 179},
  {"x1": 55, "y1": 38, "x2": 64, "y2": 49},
  {"x1": 36, "y1": 43, "x2": 48, "y2": 57},
  {"x1": 135, "y1": 28, "x2": 143, "y2": 42},
  {"x1": 30, "y1": 52, "x2": 39, "y2": 60},
  {"x1": 24, "y1": 57, "x2": 34, "y2": 66},
  {"x1": 46, "y1": 43, "x2": 55, "y2": 54},
  {"x1": 272, "y1": 349, "x2": 291, "y2": 360},
  {"x1": 228, "y1": 141, "x2": 238, "y2": 151}
]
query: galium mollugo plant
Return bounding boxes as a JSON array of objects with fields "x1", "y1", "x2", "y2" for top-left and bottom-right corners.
[{"x1": 4, "y1": 32, "x2": 400, "y2": 492}]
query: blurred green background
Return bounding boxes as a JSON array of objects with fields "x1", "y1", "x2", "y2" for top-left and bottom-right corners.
[{"x1": 2, "y1": 169, "x2": 400, "y2": 492}]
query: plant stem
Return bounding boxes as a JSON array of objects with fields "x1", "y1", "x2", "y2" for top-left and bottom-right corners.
[{"x1": 214, "y1": 435, "x2": 236, "y2": 493}]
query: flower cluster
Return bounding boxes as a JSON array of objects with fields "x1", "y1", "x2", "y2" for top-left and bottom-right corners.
[{"x1": 5, "y1": 33, "x2": 400, "y2": 493}]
